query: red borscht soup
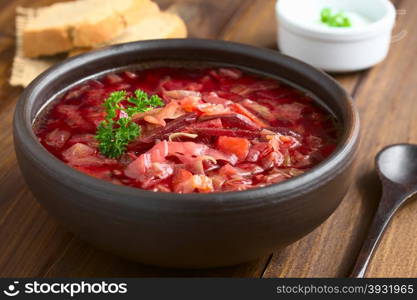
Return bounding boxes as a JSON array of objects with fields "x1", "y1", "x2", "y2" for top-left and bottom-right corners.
[{"x1": 35, "y1": 67, "x2": 339, "y2": 193}]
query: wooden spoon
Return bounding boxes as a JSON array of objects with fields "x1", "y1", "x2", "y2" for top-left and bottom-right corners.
[{"x1": 351, "y1": 143, "x2": 417, "y2": 278}]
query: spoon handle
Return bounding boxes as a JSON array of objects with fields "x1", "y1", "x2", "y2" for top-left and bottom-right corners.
[{"x1": 350, "y1": 187, "x2": 403, "y2": 278}]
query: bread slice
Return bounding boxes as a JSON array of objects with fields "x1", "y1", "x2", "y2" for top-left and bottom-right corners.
[
  {"x1": 109, "y1": 11, "x2": 187, "y2": 44},
  {"x1": 22, "y1": 0, "x2": 160, "y2": 58},
  {"x1": 68, "y1": 12, "x2": 187, "y2": 56}
]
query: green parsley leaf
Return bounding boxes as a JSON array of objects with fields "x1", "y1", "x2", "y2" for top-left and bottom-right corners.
[
  {"x1": 102, "y1": 90, "x2": 126, "y2": 119},
  {"x1": 321, "y1": 8, "x2": 351, "y2": 28},
  {"x1": 125, "y1": 90, "x2": 165, "y2": 116},
  {"x1": 95, "y1": 89, "x2": 164, "y2": 158}
]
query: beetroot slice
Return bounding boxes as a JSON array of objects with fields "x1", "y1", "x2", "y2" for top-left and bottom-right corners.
[
  {"x1": 198, "y1": 113, "x2": 260, "y2": 130},
  {"x1": 131, "y1": 113, "x2": 198, "y2": 146},
  {"x1": 192, "y1": 127, "x2": 261, "y2": 139},
  {"x1": 190, "y1": 118, "x2": 223, "y2": 129}
]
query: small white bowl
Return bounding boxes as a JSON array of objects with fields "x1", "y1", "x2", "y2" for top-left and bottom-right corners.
[{"x1": 276, "y1": 0, "x2": 396, "y2": 72}]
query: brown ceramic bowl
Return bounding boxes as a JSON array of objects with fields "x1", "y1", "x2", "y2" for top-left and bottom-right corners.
[{"x1": 13, "y1": 39, "x2": 360, "y2": 268}]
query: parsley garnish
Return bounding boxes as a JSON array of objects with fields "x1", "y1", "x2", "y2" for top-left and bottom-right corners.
[
  {"x1": 321, "y1": 8, "x2": 351, "y2": 28},
  {"x1": 95, "y1": 89, "x2": 164, "y2": 158}
]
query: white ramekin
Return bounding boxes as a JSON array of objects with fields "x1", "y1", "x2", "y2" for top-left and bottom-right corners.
[{"x1": 276, "y1": 0, "x2": 396, "y2": 72}]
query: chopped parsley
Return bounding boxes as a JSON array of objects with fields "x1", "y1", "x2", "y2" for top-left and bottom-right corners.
[
  {"x1": 321, "y1": 8, "x2": 351, "y2": 28},
  {"x1": 95, "y1": 89, "x2": 164, "y2": 158}
]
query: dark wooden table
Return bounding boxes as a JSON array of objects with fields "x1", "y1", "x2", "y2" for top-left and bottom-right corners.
[{"x1": 0, "y1": 0, "x2": 416, "y2": 278}]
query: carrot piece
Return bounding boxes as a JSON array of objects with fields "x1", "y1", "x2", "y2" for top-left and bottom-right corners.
[
  {"x1": 181, "y1": 97, "x2": 200, "y2": 112},
  {"x1": 172, "y1": 169, "x2": 194, "y2": 193},
  {"x1": 230, "y1": 103, "x2": 269, "y2": 128},
  {"x1": 217, "y1": 136, "x2": 250, "y2": 161},
  {"x1": 172, "y1": 169, "x2": 214, "y2": 193}
]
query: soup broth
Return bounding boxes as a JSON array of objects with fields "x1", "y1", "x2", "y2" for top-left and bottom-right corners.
[{"x1": 35, "y1": 67, "x2": 339, "y2": 193}]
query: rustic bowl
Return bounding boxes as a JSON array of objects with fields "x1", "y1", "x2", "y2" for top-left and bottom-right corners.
[{"x1": 13, "y1": 39, "x2": 360, "y2": 268}]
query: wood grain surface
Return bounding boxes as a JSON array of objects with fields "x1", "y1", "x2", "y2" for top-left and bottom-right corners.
[{"x1": 0, "y1": 0, "x2": 416, "y2": 278}]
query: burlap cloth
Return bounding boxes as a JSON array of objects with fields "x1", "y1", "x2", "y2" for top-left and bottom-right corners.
[{"x1": 9, "y1": 7, "x2": 62, "y2": 87}]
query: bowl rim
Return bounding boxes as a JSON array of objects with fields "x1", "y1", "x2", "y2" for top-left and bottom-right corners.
[
  {"x1": 14, "y1": 38, "x2": 360, "y2": 209},
  {"x1": 276, "y1": 0, "x2": 396, "y2": 41}
]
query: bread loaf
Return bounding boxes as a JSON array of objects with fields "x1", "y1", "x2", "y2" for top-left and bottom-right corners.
[{"x1": 22, "y1": 0, "x2": 160, "y2": 58}]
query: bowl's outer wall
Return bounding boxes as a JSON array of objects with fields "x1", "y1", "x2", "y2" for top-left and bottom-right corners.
[
  {"x1": 15, "y1": 144, "x2": 356, "y2": 268},
  {"x1": 13, "y1": 39, "x2": 360, "y2": 268}
]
